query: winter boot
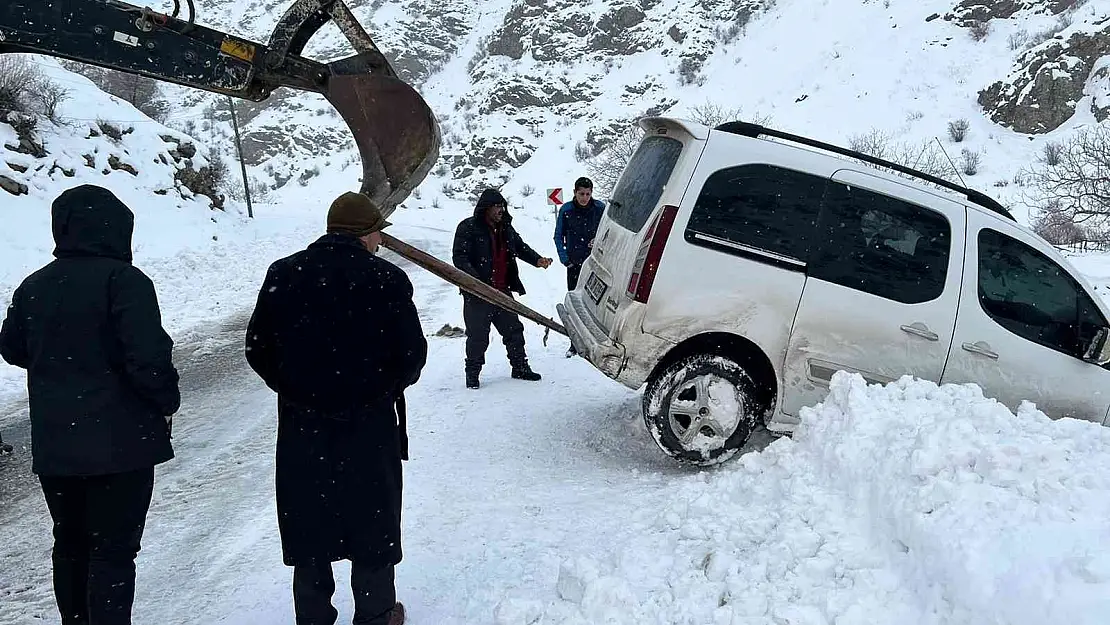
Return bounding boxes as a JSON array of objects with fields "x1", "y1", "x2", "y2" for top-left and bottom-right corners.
[
  {"x1": 511, "y1": 364, "x2": 542, "y2": 382},
  {"x1": 0, "y1": 442, "x2": 10, "y2": 455},
  {"x1": 465, "y1": 370, "x2": 480, "y2": 390},
  {"x1": 387, "y1": 602, "x2": 405, "y2": 625}
]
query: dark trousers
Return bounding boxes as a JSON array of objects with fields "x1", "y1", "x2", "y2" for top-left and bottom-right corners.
[
  {"x1": 567, "y1": 264, "x2": 583, "y2": 291},
  {"x1": 293, "y1": 562, "x2": 396, "y2": 625},
  {"x1": 463, "y1": 295, "x2": 527, "y2": 373},
  {"x1": 38, "y1": 468, "x2": 156, "y2": 625}
]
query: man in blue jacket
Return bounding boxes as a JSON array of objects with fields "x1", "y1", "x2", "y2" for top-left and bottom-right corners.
[{"x1": 553, "y1": 176, "x2": 606, "y2": 292}]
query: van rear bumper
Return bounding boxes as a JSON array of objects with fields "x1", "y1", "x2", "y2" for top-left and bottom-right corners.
[{"x1": 557, "y1": 293, "x2": 636, "y2": 387}]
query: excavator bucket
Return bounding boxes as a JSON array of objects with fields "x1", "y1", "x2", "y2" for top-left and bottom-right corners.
[
  {"x1": 268, "y1": 0, "x2": 441, "y2": 216},
  {"x1": 324, "y1": 71, "x2": 440, "y2": 216}
]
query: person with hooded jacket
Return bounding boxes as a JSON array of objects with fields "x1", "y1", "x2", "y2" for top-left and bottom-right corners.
[
  {"x1": 452, "y1": 188, "x2": 553, "y2": 389},
  {"x1": 0, "y1": 184, "x2": 179, "y2": 625}
]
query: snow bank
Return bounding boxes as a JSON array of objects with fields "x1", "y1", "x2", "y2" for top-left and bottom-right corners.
[
  {"x1": 500, "y1": 373, "x2": 1110, "y2": 624},
  {"x1": 809, "y1": 374, "x2": 1110, "y2": 625}
]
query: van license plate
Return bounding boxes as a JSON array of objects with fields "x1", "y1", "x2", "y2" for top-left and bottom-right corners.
[{"x1": 585, "y1": 272, "x2": 607, "y2": 305}]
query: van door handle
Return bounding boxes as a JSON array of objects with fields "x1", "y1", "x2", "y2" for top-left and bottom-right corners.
[
  {"x1": 962, "y1": 341, "x2": 999, "y2": 360},
  {"x1": 900, "y1": 322, "x2": 939, "y2": 341}
]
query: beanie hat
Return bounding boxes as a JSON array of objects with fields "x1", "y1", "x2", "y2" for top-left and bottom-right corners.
[
  {"x1": 326, "y1": 192, "x2": 390, "y2": 236},
  {"x1": 475, "y1": 188, "x2": 508, "y2": 210}
]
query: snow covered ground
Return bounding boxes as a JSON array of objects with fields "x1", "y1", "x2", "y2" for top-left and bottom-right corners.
[
  {"x1": 5, "y1": 0, "x2": 1110, "y2": 620},
  {"x1": 4, "y1": 199, "x2": 1110, "y2": 625}
]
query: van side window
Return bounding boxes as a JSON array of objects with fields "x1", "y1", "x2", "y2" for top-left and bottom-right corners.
[
  {"x1": 978, "y1": 228, "x2": 1108, "y2": 358},
  {"x1": 809, "y1": 182, "x2": 951, "y2": 304},
  {"x1": 684, "y1": 164, "x2": 825, "y2": 267}
]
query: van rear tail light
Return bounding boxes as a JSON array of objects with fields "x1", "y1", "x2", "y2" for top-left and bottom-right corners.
[{"x1": 626, "y1": 205, "x2": 679, "y2": 303}]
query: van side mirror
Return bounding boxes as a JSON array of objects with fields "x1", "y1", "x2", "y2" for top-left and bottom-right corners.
[{"x1": 1082, "y1": 327, "x2": 1110, "y2": 366}]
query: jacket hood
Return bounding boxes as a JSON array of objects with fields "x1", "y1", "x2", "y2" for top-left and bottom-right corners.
[
  {"x1": 473, "y1": 188, "x2": 512, "y2": 221},
  {"x1": 51, "y1": 185, "x2": 134, "y2": 262}
]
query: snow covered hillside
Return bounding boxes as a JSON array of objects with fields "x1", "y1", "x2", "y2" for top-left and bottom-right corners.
[
  {"x1": 0, "y1": 55, "x2": 316, "y2": 415},
  {"x1": 167, "y1": 0, "x2": 1109, "y2": 223}
]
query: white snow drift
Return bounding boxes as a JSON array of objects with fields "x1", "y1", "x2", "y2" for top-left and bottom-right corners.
[{"x1": 501, "y1": 372, "x2": 1110, "y2": 625}]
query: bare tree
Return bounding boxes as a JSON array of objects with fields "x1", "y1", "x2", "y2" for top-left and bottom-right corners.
[
  {"x1": 968, "y1": 19, "x2": 991, "y2": 42},
  {"x1": 849, "y1": 128, "x2": 893, "y2": 158},
  {"x1": 583, "y1": 122, "x2": 645, "y2": 193},
  {"x1": 960, "y1": 148, "x2": 981, "y2": 176},
  {"x1": 1043, "y1": 141, "x2": 1063, "y2": 166},
  {"x1": 33, "y1": 81, "x2": 71, "y2": 124},
  {"x1": 1023, "y1": 124, "x2": 1110, "y2": 245},
  {"x1": 1032, "y1": 202, "x2": 1086, "y2": 246},
  {"x1": 847, "y1": 128, "x2": 961, "y2": 182},
  {"x1": 685, "y1": 103, "x2": 771, "y2": 128},
  {"x1": 0, "y1": 57, "x2": 44, "y2": 114},
  {"x1": 894, "y1": 141, "x2": 961, "y2": 181},
  {"x1": 947, "y1": 118, "x2": 970, "y2": 142}
]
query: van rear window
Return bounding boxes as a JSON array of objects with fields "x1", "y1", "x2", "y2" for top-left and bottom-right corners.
[{"x1": 608, "y1": 135, "x2": 683, "y2": 233}]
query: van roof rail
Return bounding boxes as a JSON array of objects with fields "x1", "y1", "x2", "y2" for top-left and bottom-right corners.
[{"x1": 715, "y1": 121, "x2": 1015, "y2": 222}]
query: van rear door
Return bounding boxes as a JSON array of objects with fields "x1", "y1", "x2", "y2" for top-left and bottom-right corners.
[{"x1": 580, "y1": 124, "x2": 699, "y2": 332}]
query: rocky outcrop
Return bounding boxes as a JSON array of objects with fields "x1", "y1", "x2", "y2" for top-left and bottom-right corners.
[
  {"x1": 480, "y1": 75, "x2": 602, "y2": 114},
  {"x1": 2, "y1": 111, "x2": 224, "y2": 208},
  {"x1": 978, "y1": 21, "x2": 1110, "y2": 134},
  {"x1": 942, "y1": 0, "x2": 1080, "y2": 26}
]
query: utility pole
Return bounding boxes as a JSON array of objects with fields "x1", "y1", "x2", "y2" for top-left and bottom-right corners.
[{"x1": 227, "y1": 95, "x2": 253, "y2": 218}]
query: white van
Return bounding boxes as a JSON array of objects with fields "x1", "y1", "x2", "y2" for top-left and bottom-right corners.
[{"x1": 557, "y1": 117, "x2": 1110, "y2": 465}]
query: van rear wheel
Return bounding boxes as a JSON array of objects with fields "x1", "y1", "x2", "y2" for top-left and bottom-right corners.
[{"x1": 642, "y1": 353, "x2": 760, "y2": 466}]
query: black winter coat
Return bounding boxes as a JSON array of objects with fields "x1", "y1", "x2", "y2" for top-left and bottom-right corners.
[
  {"x1": 244, "y1": 233, "x2": 427, "y2": 567},
  {"x1": 0, "y1": 185, "x2": 179, "y2": 476},
  {"x1": 452, "y1": 206, "x2": 542, "y2": 295}
]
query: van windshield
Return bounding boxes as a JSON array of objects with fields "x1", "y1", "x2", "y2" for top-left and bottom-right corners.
[{"x1": 608, "y1": 135, "x2": 683, "y2": 233}]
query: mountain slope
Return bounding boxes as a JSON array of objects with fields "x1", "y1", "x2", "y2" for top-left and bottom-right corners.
[{"x1": 165, "y1": 0, "x2": 1107, "y2": 223}]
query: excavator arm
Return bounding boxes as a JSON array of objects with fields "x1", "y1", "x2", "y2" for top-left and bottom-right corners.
[
  {"x1": 0, "y1": 0, "x2": 437, "y2": 211},
  {"x1": 0, "y1": 0, "x2": 567, "y2": 338}
]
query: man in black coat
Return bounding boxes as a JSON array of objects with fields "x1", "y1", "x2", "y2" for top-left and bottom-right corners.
[
  {"x1": 245, "y1": 191, "x2": 427, "y2": 625},
  {"x1": 452, "y1": 188, "x2": 552, "y2": 389},
  {"x1": 0, "y1": 184, "x2": 180, "y2": 625}
]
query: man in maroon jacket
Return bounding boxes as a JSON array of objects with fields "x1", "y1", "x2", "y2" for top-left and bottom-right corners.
[{"x1": 451, "y1": 189, "x2": 553, "y2": 389}]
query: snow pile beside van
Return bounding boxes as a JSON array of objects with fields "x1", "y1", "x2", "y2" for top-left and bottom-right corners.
[{"x1": 496, "y1": 372, "x2": 1110, "y2": 624}]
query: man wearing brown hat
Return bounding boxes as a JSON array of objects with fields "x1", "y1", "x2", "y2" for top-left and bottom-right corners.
[{"x1": 245, "y1": 191, "x2": 427, "y2": 625}]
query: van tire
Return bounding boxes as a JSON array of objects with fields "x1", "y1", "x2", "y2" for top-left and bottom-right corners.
[{"x1": 642, "y1": 353, "x2": 760, "y2": 466}]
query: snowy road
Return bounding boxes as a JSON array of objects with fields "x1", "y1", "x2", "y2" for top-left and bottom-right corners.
[
  {"x1": 1, "y1": 233, "x2": 763, "y2": 624},
  {"x1": 3, "y1": 215, "x2": 1110, "y2": 624}
]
